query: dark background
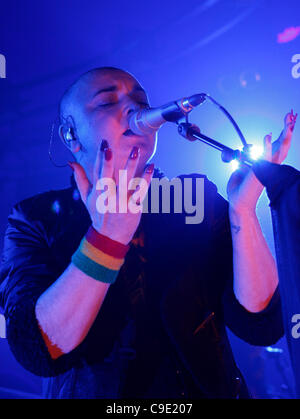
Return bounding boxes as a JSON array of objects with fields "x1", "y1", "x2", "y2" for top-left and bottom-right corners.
[{"x1": 0, "y1": 0, "x2": 299, "y2": 398}]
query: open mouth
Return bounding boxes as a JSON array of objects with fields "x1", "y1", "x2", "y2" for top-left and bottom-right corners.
[{"x1": 123, "y1": 129, "x2": 136, "y2": 136}]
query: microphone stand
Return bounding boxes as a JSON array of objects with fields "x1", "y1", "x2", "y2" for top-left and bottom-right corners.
[
  {"x1": 177, "y1": 121, "x2": 256, "y2": 167},
  {"x1": 175, "y1": 93, "x2": 257, "y2": 167}
]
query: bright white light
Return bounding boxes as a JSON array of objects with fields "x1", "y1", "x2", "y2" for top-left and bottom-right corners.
[
  {"x1": 230, "y1": 159, "x2": 240, "y2": 172},
  {"x1": 250, "y1": 145, "x2": 264, "y2": 161}
]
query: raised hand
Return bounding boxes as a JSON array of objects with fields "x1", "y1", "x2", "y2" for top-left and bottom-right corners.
[
  {"x1": 69, "y1": 140, "x2": 154, "y2": 245},
  {"x1": 271, "y1": 109, "x2": 298, "y2": 164},
  {"x1": 227, "y1": 110, "x2": 297, "y2": 215}
]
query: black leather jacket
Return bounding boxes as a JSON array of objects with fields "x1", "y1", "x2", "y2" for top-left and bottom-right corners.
[
  {"x1": 0, "y1": 171, "x2": 284, "y2": 398},
  {"x1": 253, "y1": 161, "x2": 300, "y2": 397}
]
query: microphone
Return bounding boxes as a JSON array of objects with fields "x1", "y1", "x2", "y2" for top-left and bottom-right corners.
[{"x1": 128, "y1": 93, "x2": 207, "y2": 136}]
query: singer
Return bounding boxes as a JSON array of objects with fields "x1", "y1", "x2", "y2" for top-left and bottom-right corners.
[{"x1": 0, "y1": 67, "x2": 296, "y2": 399}]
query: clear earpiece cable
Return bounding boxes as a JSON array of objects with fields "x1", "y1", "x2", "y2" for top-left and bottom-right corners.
[{"x1": 48, "y1": 120, "x2": 69, "y2": 168}]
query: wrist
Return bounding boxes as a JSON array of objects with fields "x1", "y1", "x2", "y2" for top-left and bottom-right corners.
[
  {"x1": 229, "y1": 205, "x2": 257, "y2": 224},
  {"x1": 92, "y1": 223, "x2": 131, "y2": 246},
  {"x1": 87, "y1": 226, "x2": 130, "y2": 258},
  {"x1": 71, "y1": 226, "x2": 130, "y2": 285}
]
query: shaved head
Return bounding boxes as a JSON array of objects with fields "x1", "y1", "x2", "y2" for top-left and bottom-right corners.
[{"x1": 59, "y1": 66, "x2": 134, "y2": 124}]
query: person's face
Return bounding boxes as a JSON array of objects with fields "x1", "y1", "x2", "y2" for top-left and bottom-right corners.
[{"x1": 71, "y1": 70, "x2": 157, "y2": 181}]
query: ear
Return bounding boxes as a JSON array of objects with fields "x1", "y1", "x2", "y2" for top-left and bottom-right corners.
[{"x1": 58, "y1": 123, "x2": 81, "y2": 154}]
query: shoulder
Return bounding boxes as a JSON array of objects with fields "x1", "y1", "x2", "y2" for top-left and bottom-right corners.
[
  {"x1": 10, "y1": 185, "x2": 80, "y2": 225},
  {"x1": 5, "y1": 184, "x2": 86, "y2": 248}
]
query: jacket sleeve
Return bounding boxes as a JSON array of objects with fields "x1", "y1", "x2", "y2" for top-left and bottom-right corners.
[
  {"x1": 0, "y1": 201, "x2": 86, "y2": 377},
  {"x1": 211, "y1": 192, "x2": 284, "y2": 347}
]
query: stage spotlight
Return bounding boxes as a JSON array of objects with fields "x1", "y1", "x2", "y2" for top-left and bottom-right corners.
[
  {"x1": 228, "y1": 144, "x2": 263, "y2": 172},
  {"x1": 230, "y1": 159, "x2": 240, "y2": 171},
  {"x1": 249, "y1": 144, "x2": 264, "y2": 161}
]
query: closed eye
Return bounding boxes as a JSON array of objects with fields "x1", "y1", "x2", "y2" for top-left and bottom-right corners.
[
  {"x1": 97, "y1": 102, "x2": 116, "y2": 107},
  {"x1": 97, "y1": 101, "x2": 149, "y2": 109}
]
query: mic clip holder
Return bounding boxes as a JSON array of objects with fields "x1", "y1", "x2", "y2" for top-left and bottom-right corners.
[{"x1": 177, "y1": 122, "x2": 255, "y2": 167}]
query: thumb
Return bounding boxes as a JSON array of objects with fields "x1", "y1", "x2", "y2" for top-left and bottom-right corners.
[
  {"x1": 68, "y1": 162, "x2": 91, "y2": 203},
  {"x1": 263, "y1": 133, "x2": 272, "y2": 162}
]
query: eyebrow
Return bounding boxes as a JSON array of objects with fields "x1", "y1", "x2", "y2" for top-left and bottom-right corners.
[{"x1": 92, "y1": 84, "x2": 146, "y2": 98}]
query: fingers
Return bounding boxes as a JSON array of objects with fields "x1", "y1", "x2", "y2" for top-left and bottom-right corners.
[
  {"x1": 93, "y1": 143, "x2": 102, "y2": 183},
  {"x1": 136, "y1": 163, "x2": 155, "y2": 202},
  {"x1": 93, "y1": 140, "x2": 114, "y2": 185},
  {"x1": 122, "y1": 146, "x2": 141, "y2": 190},
  {"x1": 90, "y1": 141, "x2": 155, "y2": 213},
  {"x1": 290, "y1": 109, "x2": 298, "y2": 123},
  {"x1": 263, "y1": 133, "x2": 272, "y2": 162},
  {"x1": 68, "y1": 161, "x2": 91, "y2": 203},
  {"x1": 285, "y1": 109, "x2": 298, "y2": 130},
  {"x1": 128, "y1": 163, "x2": 155, "y2": 212},
  {"x1": 291, "y1": 111, "x2": 298, "y2": 131}
]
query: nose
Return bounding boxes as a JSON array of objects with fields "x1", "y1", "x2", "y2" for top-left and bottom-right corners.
[
  {"x1": 123, "y1": 93, "x2": 145, "y2": 118},
  {"x1": 126, "y1": 107, "x2": 136, "y2": 117},
  {"x1": 124, "y1": 102, "x2": 141, "y2": 118},
  {"x1": 123, "y1": 103, "x2": 142, "y2": 129}
]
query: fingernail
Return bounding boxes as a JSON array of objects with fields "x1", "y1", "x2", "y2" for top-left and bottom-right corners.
[
  {"x1": 130, "y1": 146, "x2": 139, "y2": 159},
  {"x1": 68, "y1": 161, "x2": 74, "y2": 171},
  {"x1": 100, "y1": 139, "x2": 109, "y2": 151},
  {"x1": 145, "y1": 163, "x2": 154, "y2": 174},
  {"x1": 105, "y1": 148, "x2": 112, "y2": 161}
]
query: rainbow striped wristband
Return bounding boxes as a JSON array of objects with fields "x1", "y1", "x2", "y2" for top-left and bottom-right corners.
[{"x1": 72, "y1": 228, "x2": 129, "y2": 284}]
